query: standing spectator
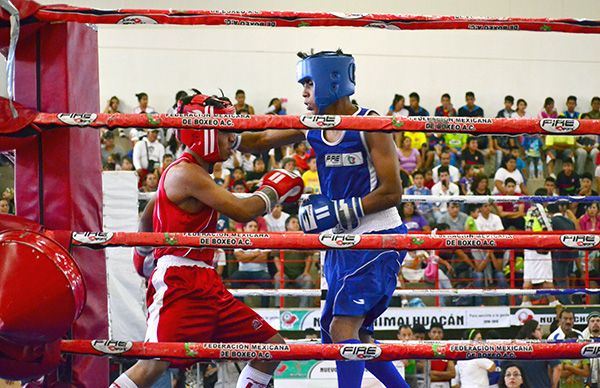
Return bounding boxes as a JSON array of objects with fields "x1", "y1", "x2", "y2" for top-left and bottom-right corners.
[
  {"x1": 263, "y1": 204, "x2": 289, "y2": 232},
  {"x1": 399, "y1": 202, "x2": 431, "y2": 232},
  {"x1": 471, "y1": 174, "x2": 491, "y2": 196},
  {"x1": 433, "y1": 150, "x2": 461, "y2": 183},
  {"x1": 407, "y1": 92, "x2": 429, "y2": 116},
  {"x1": 132, "y1": 129, "x2": 165, "y2": 187},
  {"x1": 435, "y1": 93, "x2": 457, "y2": 117},
  {"x1": 231, "y1": 220, "x2": 272, "y2": 308},
  {"x1": 538, "y1": 97, "x2": 558, "y2": 119},
  {"x1": 559, "y1": 95, "x2": 581, "y2": 119},
  {"x1": 496, "y1": 178, "x2": 525, "y2": 230},
  {"x1": 302, "y1": 157, "x2": 320, "y2": 194},
  {"x1": 521, "y1": 191, "x2": 558, "y2": 307},
  {"x1": 438, "y1": 202, "x2": 468, "y2": 232},
  {"x1": 398, "y1": 135, "x2": 422, "y2": 176},
  {"x1": 556, "y1": 158, "x2": 580, "y2": 195},
  {"x1": 274, "y1": 215, "x2": 316, "y2": 308},
  {"x1": 549, "y1": 309, "x2": 583, "y2": 339},
  {"x1": 461, "y1": 136, "x2": 485, "y2": 172},
  {"x1": 579, "y1": 202, "x2": 600, "y2": 231},
  {"x1": 493, "y1": 156, "x2": 527, "y2": 194},
  {"x1": 550, "y1": 201, "x2": 580, "y2": 304},
  {"x1": 576, "y1": 174, "x2": 598, "y2": 218},
  {"x1": 458, "y1": 91, "x2": 484, "y2": 117},
  {"x1": 575, "y1": 134, "x2": 598, "y2": 176},
  {"x1": 103, "y1": 96, "x2": 121, "y2": 114},
  {"x1": 498, "y1": 364, "x2": 528, "y2": 388},
  {"x1": 405, "y1": 170, "x2": 434, "y2": 223},
  {"x1": 292, "y1": 142, "x2": 311, "y2": 173},
  {"x1": 522, "y1": 134, "x2": 544, "y2": 179},
  {"x1": 133, "y1": 92, "x2": 156, "y2": 114},
  {"x1": 432, "y1": 166, "x2": 460, "y2": 222},
  {"x1": 429, "y1": 323, "x2": 456, "y2": 387},
  {"x1": 452, "y1": 330, "x2": 496, "y2": 388},
  {"x1": 386, "y1": 94, "x2": 409, "y2": 116},
  {"x1": 233, "y1": 89, "x2": 255, "y2": 114},
  {"x1": 586, "y1": 96, "x2": 600, "y2": 119},
  {"x1": 496, "y1": 95, "x2": 515, "y2": 118},
  {"x1": 512, "y1": 319, "x2": 560, "y2": 388}
]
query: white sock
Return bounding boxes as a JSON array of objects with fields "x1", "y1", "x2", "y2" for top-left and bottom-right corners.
[
  {"x1": 236, "y1": 364, "x2": 273, "y2": 388},
  {"x1": 110, "y1": 373, "x2": 139, "y2": 388}
]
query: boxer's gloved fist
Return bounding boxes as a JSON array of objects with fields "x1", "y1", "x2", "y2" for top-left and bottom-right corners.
[
  {"x1": 299, "y1": 194, "x2": 364, "y2": 233},
  {"x1": 253, "y1": 169, "x2": 304, "y2": 212},
  {"x1": 133, "y1": 246, "x2": 156, "y2": 279}
]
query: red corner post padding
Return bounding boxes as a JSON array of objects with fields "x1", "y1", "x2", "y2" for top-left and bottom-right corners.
[{"x1": 0, "y1": 216, "x2": 85, "y2": 381}]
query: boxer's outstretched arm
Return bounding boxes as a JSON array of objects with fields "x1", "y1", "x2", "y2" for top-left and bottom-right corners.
[
  {"x1": 238, "y1": 129, "x2": 306, "y2": 153},
  {"x1": 361, "y1": 131, "x2": 403, "y2": 215}
]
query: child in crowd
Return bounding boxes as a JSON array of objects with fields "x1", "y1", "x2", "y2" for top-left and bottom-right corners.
[
  {"x1": 459, "y1": 165, "x2": 476, "y2": 195},
  {"x1": 405, "y1": 170, "x2": 434, "y2": 223},
  {"x1": 464, "y1": 204, "x2": 480, "y2": 231},
  {"x1": 556, "y1": 158, "x2": 580, "y2": 195},
  {"x1": 521, "y1": 135, "x2": 544, "y2": 179}
]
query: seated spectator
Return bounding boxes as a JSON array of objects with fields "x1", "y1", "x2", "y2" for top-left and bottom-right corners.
[
  {"x1": 101, "y1": 131, "x2": 125, "y2": 165},
  {"x1": 522, "y1": 134, "x2": 544, "y2": 179},
  {"x1": 140, "y1": 172, "x2": 158, "y2": 193},
  {"x1": 401, "y1": 251, "x2": 453, "y2": 306},
  {"x1": 403, "y1": 131, "x2": 428, "y2": 157},
  {"x1": 292, "y1": 142, "x2": 311, "y2": 173},
  {"x1": 586, "y1": 96, "x2": 600, "y2": 119},
  {"x1": 228, "y1": 167, "x2": 247, "y2": 191},
  {"x1": 396, "y1": 325, "x2": 417, "y2": 385},
  {"x1": 231, "y1": 180, "x2": 248, "y2": 194},
  {"x1": 412, "y1": 324, "x2": 427, "y2": 341},
  {"x1": 157, "y1": 154, "x2": 173, "y2": 176},
  {"x1": 559, "y1": 95, "x2": 581, "y2": 119},
  {"x1": 493, "y1": 134, "x2": 518, "y2": 172},
  {"x1": 386, "y1": 94, "x2": 409, "y2": 116},
  {"x1": 400, "y1": 202, "x2": 431, "y2": 232},
  {"x1": 266, "y1": 97, "x2": 287, "y2": 115},
  {"x1": 464, "y1": 204, "x2": 481, "y2": 231},
  {"x1": 398, "y1": 135, "x2": 422, "y2": 176},
  {"x1": 458, "y1": 91, "x2": 484, "y2": 117},
  {"x1": 230, "y1": 220, "x2": 272, "y2": 307},
  {"x1": 433, "y1": 149, "x2": 461, "y2": 183},
  {"x1": 432, "y1": 166, "x2": 460, "y2": 222},
  {"x1": 264, "y1": 204, "x2": 289, "y2": 232},
  {"x1": 210, "y1": 162, "x2": 231, "y2": 188},
  {"x1": 239, "y1": 152, "x2": 256, "y2": 173},
  {"x1": 103, "y1": 153, "x2": 118, "y2": 171},
  {"x1": 575, "y1": 134, "x2": 598, "y2": 176},
  {"x1": 576, "y1": 173, "x2": 598, "y2": 217},
  {"x1": 245, "y1": 158, "x2": 266, "y2": 191},
  {"x1": 103, "y1": 95, "x2": 121, "y2": 114},
  {"x1": 405, "y1": 170, "x2": 434, "y2": 223},
  {"x1": 274, "y1": 215, "x2": 317, "y2": 308},
  {"x1": 496, "y1": 95, "x2": 515, "y2": 118},
  {"x1": 281, "y1": 157, "x2": 300, "y2": 176},
  {"x1": 499, "y1": 364, "x2": 528, "y2": 388},
  {"x1": 0, "y1": 199, "x2": 9, "y2": 214},
  {"x1": 538, "y1": 96, "x2": 558, "y2": 119},
  {"x1": 556, "y1": 158, "x2": 580, "y2": 195},
  {"x1": 559, "y1": 334, "x2": 590, "y2": 387},
  {"x1": 425, "y1": 133, "x2": 446, "y2": 169},
  {"x1": 438, "y1": 202, "x2": 468, "y2": 231},
  {"x1": 461, "y1": 136, "x2": 485, "y2": 173},
  {"x1": 579, "y1": 202, "x2": 600, "y2": 231},
  {"x1": 302, "y1": 157, "x2": 320, "y2": 194},
  {"x1": 493, "y1": 155, "x2": 527, "y2": 194},
  {"x1": 496, "y1": 178, "x2": 525, "y2": 230},
  {"x1": 549, "y1": 309, "x2": 583, "y2": 339},
  {"x1": 121, "y1": 156, "x2": 134, "y2": 171},
  {"x1": 444, "y1": 134, "x2": 468, "y2": 166},
  {"x1": 407, "y1": 92, "x2": 429, "y2": 116},
  {"x1": 512, "y1": 98, "x2": 532, "y2": 119},
  {"x1": 452, "y1": 330, "x2": 496, "y2": 388},
  {"x1": 471, "y1": 174, "x2": 491, "y2": 196},
  {"x1": 133, "y1": 92, "x2": 156, "y2": 114},
  {"x1": 549, "y1": 201, "x2": 580, "y2": 304},
  {"x1": 234, "y1": 89, "x2": 255, "y2": 114},
  {"x1": 429, "y1": 324, "x2": 456, "y2": 385},
  {"x1": 458, "y1": 165, "x2": 476, "y2": 195},
  {"x1": 424, "y1": 169, "x2": 435, "y2": 190},
  {"x1": 511, "y1": 319, "x2": 560, "y2": 388},
  {"x1": 544, "y1": 176, "x2": 559, "y2": 195},
  {"x1": 509, "y1": 145, "x2": 528, "y2": 178},
  {"x1": 434, "y1": 93, "x2": 456, "y2": 117}
]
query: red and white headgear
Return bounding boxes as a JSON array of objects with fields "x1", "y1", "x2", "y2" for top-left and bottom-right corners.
[{"x1": 176, "y1": 93, "x2": 235, "y2": 163}]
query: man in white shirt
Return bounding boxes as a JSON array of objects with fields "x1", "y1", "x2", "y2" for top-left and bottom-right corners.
[
  {"x1": 452, "y1": 358, "x2": 496, "y2": 388},
  {"x1": 548, "y1": 309, "x2": 583, "y2": 340},
  {"x1": 432, "y1": 150, "x2": 461, "y2": 183},
  {"x1": 132, "y1": 129, "x2": 165, "y2": 174},
  {"x1": 431, "y1": 166, "x2": 460, "y2": 222},
  {"x1": 263, "y1": 205, "x2": 290, "y2": 232}
]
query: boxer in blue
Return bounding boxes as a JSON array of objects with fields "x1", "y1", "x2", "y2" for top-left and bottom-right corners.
[{"x1": 238, "y1": 50, "x2": 408, "y2": 388}]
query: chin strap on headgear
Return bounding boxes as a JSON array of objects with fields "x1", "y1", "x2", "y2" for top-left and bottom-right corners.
[
  {"x1": 176, "y1": 93, "x2": 236, "y2": 163},
  {"x1": 296, "y1": 50, "x2": 356, "y2": 114}
]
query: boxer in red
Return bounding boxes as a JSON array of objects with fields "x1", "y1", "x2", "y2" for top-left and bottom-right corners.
[{"x1": 111, "y1": 93, "x2": 304, "y2": 388}]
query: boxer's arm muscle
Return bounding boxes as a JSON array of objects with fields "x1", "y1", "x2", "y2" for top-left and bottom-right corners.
[
  {"x1": 238, "y1": 130, "x2": 306, "y2": 153},
  {"x1": 361, "y1": 131, "x2": 403, "y2": 215}
]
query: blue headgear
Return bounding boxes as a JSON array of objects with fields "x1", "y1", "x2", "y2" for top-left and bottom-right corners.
[{"x1": 296, "y1": 51, "x2": 356, "y2": 114}]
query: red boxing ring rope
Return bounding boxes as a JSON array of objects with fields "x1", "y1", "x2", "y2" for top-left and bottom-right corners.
[
  {"x1": 34, "y1": 111, "x2": 600, "y2": 135},
  {"x1": 61, "y1": 340, "x2": 600, "y2": 361},
  {"x1": 30, "y1": 6, "x2": 600, "y2": 34},
  {"x1": 65, "y1": 230, "x2": 600, "y2": 251}
]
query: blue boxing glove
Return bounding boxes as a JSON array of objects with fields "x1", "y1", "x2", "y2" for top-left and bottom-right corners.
[{"x1": 299, "y1": 194, "x2": 365, "y2": 233}]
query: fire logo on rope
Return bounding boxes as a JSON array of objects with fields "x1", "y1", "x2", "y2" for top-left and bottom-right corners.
[
  {"x1": 91, "y1": 340, "x2": 133, "y2": 354},
  {"x1": 117, "y1": 16, "x2": 158, "y2": 24},
  {"x1": 300, "y1": 115, "x2": 341, "y2": 129},
  {"x1": 580, "y1": 344, "x2": 600, "y2": 358},
  {"x1": 319, "y1": 234, "x2": 361, "y2": 248},
  {"x1": 57, "y1": 113, "x2": 97, "y2": 126},
  {"x1": 539, "y1": 118, "x2": 580, "y2": 133},
  {"x1": 72, "y1": 232, "x2": 114, "y2": 244},
  {"x1": 560, "y1": 234, "x2": 600, "y2": 249},
  {"x1": 339, "y1": 344, "x2": 382, "y2": 360}
]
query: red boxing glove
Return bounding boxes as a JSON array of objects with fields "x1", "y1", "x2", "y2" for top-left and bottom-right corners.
[
  {"x1": 253, "y1": 169, "x2": 304, "y2": 212},
  {"x1": 133, "y1": 248, "x2": 156, "y2": 279}
]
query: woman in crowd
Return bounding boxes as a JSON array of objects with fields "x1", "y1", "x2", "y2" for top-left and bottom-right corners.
[
  {"x1": 133, "y1": 92, "x2": 156, "y2": 114},
  {"x1": 103, "y1": 96, "x2": 121, "y2": 114},
  {"x1": 452, "y1": 330, "x2": 496, "y2": 388},
  {"x1": 498, "y1": 364, "x2": 528, "y2": 388},
  {"x1": 538, "y1": 97, "x2": 558, "y2": 119},
  {"x1": 386, "y1": 94, "x2": 409, "y2": 116},
  {"x1": 399, "y1": 202, "x2": 431, "y2": 232},
  {"x1": 398, "y1": 135, "x2": 422, "y2": 177},
  {"x1": 511, "y1": 98, "x2": 530, "y2": 119},
  {"x1": 493, "y1": 155, "x2": 527, "y2": 194},
  {"x1": 471, "y1": 174, "x2": 492, "y2": 196},
  {"x1": 579, "y1": 202, "x2": 600, "y2": 231}
]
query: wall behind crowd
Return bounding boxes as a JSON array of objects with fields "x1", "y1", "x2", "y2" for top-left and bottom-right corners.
[{"x1": 1, "y1": 0, "x2": 600, "y2": 113}]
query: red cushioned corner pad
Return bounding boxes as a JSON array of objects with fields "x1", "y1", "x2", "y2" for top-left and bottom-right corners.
[
  {"x1": 0, "y1": 97, "x2": 39, "y2": 135},
  {"x1": 0, "y1": 0, "x2": 43, "y2": 50}
]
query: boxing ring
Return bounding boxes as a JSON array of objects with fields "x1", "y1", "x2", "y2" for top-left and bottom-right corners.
[{"x1": 1, "y1": 1, "x2": 600, "y2": 385}]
